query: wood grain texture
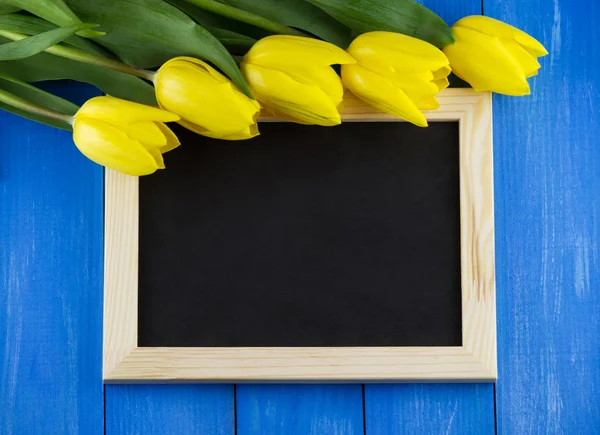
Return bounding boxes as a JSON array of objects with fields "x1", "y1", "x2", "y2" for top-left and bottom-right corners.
[
  {"x1": 103, "y1": 171, "x2": 138, "y2": 377},
  {"x1": 0, "y1": 83, "x2": 104, "y2": 434},
  {"x1": 487, "y1": 0, "x2": 600, "y2": 433},
  {"x1": 458, "y1": 92, "x2": 496, "y2": 375},
  {"x1": 365, "y1": 384, "x2": 495, "y2": 435},
  {"x1": 103, "y1": 89, "x2": 496, "y2": 382},
  {"x1": 236, "y1": 384, "x2": 364, "y2": 435},
  {"x1": 107, "y1": 347, "x2": 494, "y2": 382},
  {"x1": 105, "y1": 385, "x2": 234, "y2": 435}
]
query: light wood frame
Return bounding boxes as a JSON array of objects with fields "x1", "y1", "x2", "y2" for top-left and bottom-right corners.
[{"x1": 103, "y1": 88, "x2": 496, "y2": 383}]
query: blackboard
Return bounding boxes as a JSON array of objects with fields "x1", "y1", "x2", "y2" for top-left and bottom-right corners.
[
  {"x1": 104, "y1": 90, "x2": 496, "y2": 382},
  {"x1": 138, "y1": 122, "x2": 462, "y2": 348}
]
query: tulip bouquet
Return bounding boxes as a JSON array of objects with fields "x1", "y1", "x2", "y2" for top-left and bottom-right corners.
[{"x1": 0, "y1": 0, "x2": 547, "y2": 175}]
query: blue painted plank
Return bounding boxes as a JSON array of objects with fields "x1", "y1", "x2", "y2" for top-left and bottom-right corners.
[
  {"x1": 486, "y1": 0, "x2": 600, "y2": 434},
  {"x1": 236, "y1": 384, "x2": 364, "y2": 435},
  {"x1": 363, "y1": 2, "x2": 496, "y2": 435},
  {"x1": 421, "y1": 0, "x2": 481, "y2": 26},
  {"x1": 0, "y1": 83, "x2": 104, "y2": 434},
  {"x1": 105, "y1": 385, "x2": 235, "y2": 435},
  {"x1": 365, "y1": 384, "x2": 495, "y2": 435}
]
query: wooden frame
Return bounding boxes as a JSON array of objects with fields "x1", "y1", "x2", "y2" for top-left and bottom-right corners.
[{"x1": 103, "y1": 88, "x2": 496, "y2": 383}]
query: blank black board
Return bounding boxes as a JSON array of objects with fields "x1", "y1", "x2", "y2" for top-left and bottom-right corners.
[{"x1": 138, "y1": 122, "x2": 462, "y2": 347}]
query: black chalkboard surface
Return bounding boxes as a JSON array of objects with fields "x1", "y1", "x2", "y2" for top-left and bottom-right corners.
[{"x1": 138, "y1": 122, "x2": 462, "y2": 348}]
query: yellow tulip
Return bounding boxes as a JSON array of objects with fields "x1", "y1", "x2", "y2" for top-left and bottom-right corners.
[
  {"x1": 73, "y1": 96, "x2": 180, "y2": 176},
  {"x1": 443, "y1": 16, "x2": 548, "y2": 96},
  {"x1": 155, "y1": 56, "x2": 261, "y2": 140},
  {"x1": 342, "y1": 31, "x2": 451, "y2": 127},
  {"x1": 241, "y1": 35, "x2": 356, "y2": 126}
]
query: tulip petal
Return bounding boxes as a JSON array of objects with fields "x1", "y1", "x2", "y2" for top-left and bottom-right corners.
[
  {"x1": 221, "y1": 124, "x2": 260, "y2": 140},
  {"x1": 178, "y1": 119, "x2": 260, "y2": 140},
  {"x1": 242, "y1": 62, "x2": 342, "y2": 126},
  {"x1": 455, "y1": 15, "x2": 548, "y2": 57},
  {"x1": 156, "y1": 122, "x2": 181, "y2": 153},
  {"x1": 500, "y1": 39, "x2": 541, "y2": 77},
  {"x1": 433, "y1": 66, "x2": 452, "y2": 79},
  {"x1": 203, "y1": 123, "x2": 261, "y2": 140},
  {"x1": 342, "y1": 64, "x2": 427, "y2": 127},
  {"x1": 417, "y1": 97, "x2": 440, "y2": 110},
  {"x1": 260, "y1": 95, "x2": 341, "y2": 126},
  {"x1": 367, "y1": 68, "x2": 443, "y2": 104},
  {"x1": 160, "y1": 57, "x2": 231, "y2": 84},
  {"x1": 398, "y1": 80, "x2": 440, "y2": 106},
  {"x1": 176, "y1": 119, "x2": 213, "y2": 138},
  {"x1": 444, "y1": 27, "x2": 531, "y2": 96},
  {"x1": 156, "y1": 59, "x2": 261, "y2": 137},
  {"x1": 121, "y1": 121, "x2": 167, "y2": 149},
  {"x1": 347, "y1": 31, "x2": 450, "y2": 74},
  {"x1": 244, "y1": 35, "x2": 356, "y2": 69},
  {"x1": 147, "y1": 148, "x2": 166, "y2": 169},
  {"x1": 434, "y1": 77, "x2": 450, "y2": 91},
  {"x1": 376, "y1": 68, "x2": 434, "y2": 88},
  {"x1": 77, "y1": 96, "x2": 179, "y2": 125},
  {"x1": 280, "y1": 65, "x2": 345, "y2": 108},
  {"x1": 73, "y1": 117, "x2": 159, "y2": 176}
]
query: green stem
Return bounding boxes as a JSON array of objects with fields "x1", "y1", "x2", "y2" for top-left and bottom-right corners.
[
  {"x1": 182, "y1": 0, "x2": 305, "y2": 36},
  {"x1": 0, "y1": 87, "x2": 73, "y2": 124},
  {"x1": 0, "y1": 30, "x2": 157, "y2": 81}
]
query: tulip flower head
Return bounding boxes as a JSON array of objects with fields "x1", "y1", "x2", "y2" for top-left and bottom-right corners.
[
  {"x1": 342, "y1": 31, "x2": 451, "y2": 127},
  {"x1": 73, "y1": 96, "x2": 180, "y2": 176},
  {"x1": 443, "y1": 16, "x2": 548, "y2": 96},
  {"x1": 155, "y1": 57, "x2": 261, "y2": 140},
  {"x1": 241, "y1": 35, "x2": 356, "y2": 126}
]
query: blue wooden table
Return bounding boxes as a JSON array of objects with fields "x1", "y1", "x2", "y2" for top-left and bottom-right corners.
[{"x1": 1, "y1": 0, "x2": 599, "y2": 433}]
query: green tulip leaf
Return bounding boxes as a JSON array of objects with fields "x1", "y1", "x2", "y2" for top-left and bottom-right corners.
[
  {"x1": 0, "y1": 100, "x2": 71, "y2": 129},
  {"x1": 0, "y1": 5, "x2": 20, "y2": 14},
  {"x1": 165, "y1": 0, "x2": 269, "y2": 41},
  {"x1": 176, "y1": 0, "x2": 305, "y2": 37},
  {"x1": 304, "y1": 0, "x2": 454, "y2": 48},
  {"x1": 0, "y1": 13, "x2": 113, "y2": 57},
  {"x1": 64, "y1": 0, "x2": 252, "y2": 97},
  {"x1": 0, "y1": 41, "x2": 156, "y2": 105},
  {"x1": 0, "y1": 72, "x2": 77, "y2": 130},
  {"x1": 216, "y1": 0, "x2": 353, "y2": 47},
  {"x1": 0, "y1": 23, "x2": 92, "y2": 60},
  {"x1": 0, "y1": 0, "x2": 104, "y2": 38},
  {"x1": 208, "y1": 27, "x2": 256, "y2": 52}
]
